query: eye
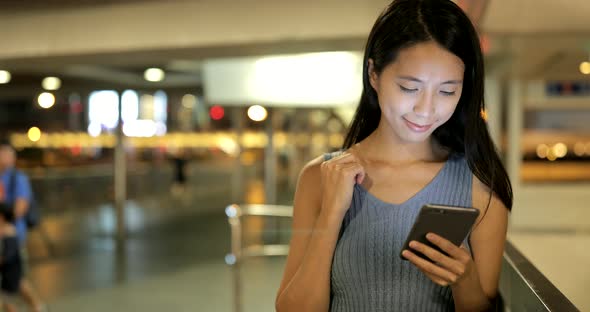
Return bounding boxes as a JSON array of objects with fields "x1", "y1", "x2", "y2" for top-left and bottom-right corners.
[
  {"x1": 399, "y1": 85, "x2": 418, "y2": 93},
  {"x1": 440, "y1": 90, "x2": 456, "y2": 96}
]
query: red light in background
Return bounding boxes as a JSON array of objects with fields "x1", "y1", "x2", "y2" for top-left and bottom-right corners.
[
  {"x1": 71, "y1": 145, "x2": 81, "y2": 156},
  {"x1": 210, "y1": 105, "x2": 225, "y2": 120}
]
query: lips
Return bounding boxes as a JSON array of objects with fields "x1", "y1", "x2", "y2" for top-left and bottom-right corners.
[{"x1": 403, "y1": 118, "x2": 433, "y2": 132}]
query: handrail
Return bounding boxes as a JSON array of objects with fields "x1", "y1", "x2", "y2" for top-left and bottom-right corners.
[
  {"x1": 225, "y1": 203, "x2": 580, "y2": 312},
  {"x1": 225, "y1": 204, "x2": 293, "y2": 312},
  {"x1": 499, "y1": 240, "x2": 579, "y2": 311},
  {"x1": 225, "y1": 204, "x2": 293, "y2": 218}
]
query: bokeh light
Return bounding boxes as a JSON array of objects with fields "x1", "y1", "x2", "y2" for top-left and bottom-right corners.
[
  {"x1": 144, "y1": 68, "x2": 165, "y2": 82},
  {"x1": 27, "y1": 127, "x2": 42, "y2": 142},
  {"x1": 38, "y1": 92, "x2": 56, "y2": 109},
  {"x1": 42, "y1": 76, "x2": 62, "y2": 90},
  {"x1": 247, "y1": 105, "x2": 268, "y2": 122}
]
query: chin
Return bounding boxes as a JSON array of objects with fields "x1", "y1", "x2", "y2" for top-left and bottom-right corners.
[{"x1": 400, "y1": 133, "x2": 433, "y2": 144}]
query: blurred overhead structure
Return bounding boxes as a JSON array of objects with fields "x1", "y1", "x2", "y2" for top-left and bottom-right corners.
[{"x1": 0, "y1": 0, "x2": 588, "y2": 95}]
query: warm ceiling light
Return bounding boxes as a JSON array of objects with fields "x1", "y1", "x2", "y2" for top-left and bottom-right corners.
[
  {"x1": 580, "y1": 61, "x2": 590, "y2": 75},
  {"x1": 42, "y1": 76, "x2": 62, "y2": 90},
  {"x1": 38, "y1": 92, "x2": 56, "y2": 109},
  {"x1": 536, "y1": 144, "x2": 549, "y2": 159},
  {"x1": 247, "y1": 105, "x2": 268, "y2": 122},
  {"x1": 27, "y1": 127, "x2": 42, "y2": 142},
  {"x1": 552, "y1": 143, "x2": 568, "y2": 158},
  {"x1": 0, "y1": 70, "x2": 11, "y2": 84},
  {"x1": 144, "y1": 68, "x2": 165, "y2": 82}
]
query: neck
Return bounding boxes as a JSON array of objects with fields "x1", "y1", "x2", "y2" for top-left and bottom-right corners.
[{"x1": 357, "y1": 124, "x2": 446, "y2": 164}]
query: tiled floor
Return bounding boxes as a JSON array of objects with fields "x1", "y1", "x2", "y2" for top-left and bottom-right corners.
[{"x1": 14, "y1": 160, "x2": 589, "y2": 311}]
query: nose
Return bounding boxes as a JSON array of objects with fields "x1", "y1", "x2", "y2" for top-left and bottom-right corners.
[{"x1": 412, "y1": 93, "x2": 435, "y2": 118}]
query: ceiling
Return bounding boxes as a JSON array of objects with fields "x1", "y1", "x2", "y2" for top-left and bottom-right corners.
[
  {"x1": 0, "y1": 0, "x2": 161, "y2": 11},
  {"x1": 0, "y1": 0, "x2": 589, "y2": 96}
]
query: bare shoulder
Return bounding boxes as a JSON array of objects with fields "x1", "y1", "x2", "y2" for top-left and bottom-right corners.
[
  {"x1": 297, "y1": 151, "x2": 348, "y2": 194},
  {"x1": 291, "y1": 155, "x2": 325, "y2": 216},
  {"x1": 298, "y1": 154, "x2": 325, "y2": 185},
  {"x1": 471, "y1": 174, "x2": 509, "y2": 224}
]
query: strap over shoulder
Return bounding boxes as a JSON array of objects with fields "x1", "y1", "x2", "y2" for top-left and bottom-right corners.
[{"x1": 323, "y1": 150, "x2": 344, "y2": 162}]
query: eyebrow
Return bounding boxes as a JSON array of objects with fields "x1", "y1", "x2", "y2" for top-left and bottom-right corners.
[{"x1": 397, "y1": 76, "x2": 463, "y2": 85}]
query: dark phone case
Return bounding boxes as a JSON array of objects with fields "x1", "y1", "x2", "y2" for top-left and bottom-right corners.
[{"x1": 400, "y1": 204, "x2": 480, "y2": 261}]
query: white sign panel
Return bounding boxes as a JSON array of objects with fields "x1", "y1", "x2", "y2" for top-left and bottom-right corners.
[{"x1": 203, "y1": 51, "x2": 364, "y2": 107}]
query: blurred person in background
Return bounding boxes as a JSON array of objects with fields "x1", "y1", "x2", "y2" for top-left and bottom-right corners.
[
  {"x1": 0, "y1": 142, "x2": 46, "y2": 312},
  {"x1": 170, "y1": 148, "x2": 189, "y2": 197},
  {"x1": 0, "y1": 205, "x2": 24, "y2": 312},
  {"x1": 275, "y1": 0, "x2": 513, "y2": 311}
]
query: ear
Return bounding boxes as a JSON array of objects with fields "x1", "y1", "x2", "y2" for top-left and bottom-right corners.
[{"x1": 368, "y1": 59, "x2": 379, "y2": 92}]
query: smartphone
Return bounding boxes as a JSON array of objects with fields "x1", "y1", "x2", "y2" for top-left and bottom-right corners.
[{"x1": 400, "y1": 204, "x2": 480, "y2": 261}]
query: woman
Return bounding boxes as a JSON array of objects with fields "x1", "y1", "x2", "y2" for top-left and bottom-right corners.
[{"x1": 275, "y1": 0, "x2": 512, "y2": 311}]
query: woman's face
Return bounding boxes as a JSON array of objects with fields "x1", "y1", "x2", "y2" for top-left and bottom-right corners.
[{"x1": 369, "y1": 41, "x2": 465, "y2": 144}]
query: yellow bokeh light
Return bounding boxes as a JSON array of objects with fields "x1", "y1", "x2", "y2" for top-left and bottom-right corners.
[
  {"x1": 552, "y1": 143, "x2": 568, "y2": 158},
  {"x1": 27, "y1": 127, "x2": 42, "y2": 142},
  {"x1": 536, "y1": 144, "x2": 549, "y2": 159},
  {"x1": 42, "y1": 77, "x2": 62, "y2": 91},
  {"x1": 0, "y1": 70, "x2": 11, "y2": 84},
  {"x1": 580, "y1": 61, "x2": 590, "y2": 75},
  {"x1": 546, "y1": 148, "x2": 557, "y2": 161}
]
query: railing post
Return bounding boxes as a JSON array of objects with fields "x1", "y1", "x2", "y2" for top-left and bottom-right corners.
[
  {"x1": 225, "y1": 203, "x2": 294, "y2": 312},
  {"x1": 226, "y1": 204, "x2": 243, "y2": 312}
]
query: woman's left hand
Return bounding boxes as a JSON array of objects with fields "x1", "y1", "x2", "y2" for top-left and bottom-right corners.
[{"x1": 401, "y1": 233, "x2": 476, "y2": 287}]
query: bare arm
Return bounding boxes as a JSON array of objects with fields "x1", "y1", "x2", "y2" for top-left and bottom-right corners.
[
  {"x1": 453, "y1": 177, "x2": 508, "y2": 307},
  {"x1": 276, "y1": 153, "x2": 365, "y2": 312},
  {"x1": 451, "y1": 175, "x2": 509, "y2": 310}
]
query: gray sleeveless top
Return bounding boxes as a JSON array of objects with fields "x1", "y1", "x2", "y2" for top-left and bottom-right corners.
[{"x1": 325, "y1": 152, "x2": 473, "y2": 312}]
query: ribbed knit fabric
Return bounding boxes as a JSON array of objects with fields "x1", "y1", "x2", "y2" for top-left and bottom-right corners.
[{"x1": 325, "y1": 152, "x2": 473, "y2": 312}]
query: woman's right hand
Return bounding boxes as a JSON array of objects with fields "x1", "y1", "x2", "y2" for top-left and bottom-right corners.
[{"x1": 319, "y1": 152, "x2": 366, "y2": 218}]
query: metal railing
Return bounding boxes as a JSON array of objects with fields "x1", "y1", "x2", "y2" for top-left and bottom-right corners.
[
  {"x1": 225, "y1": 204, "x2": 580, "y2": 312},
  {"x1": 499, "y1": 240, "x2": 579, "y2": 311},
  {"x1": 225, "y1": 204, "x2": 293, "y2": 312}
]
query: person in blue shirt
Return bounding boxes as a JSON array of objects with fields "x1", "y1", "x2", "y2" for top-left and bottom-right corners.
[
  {"x1": 0, "y1": 146, "x2": 31, "y2": 245},
  {"x1": 0, "y1": 143, "x2": 46, "y2": 312}
]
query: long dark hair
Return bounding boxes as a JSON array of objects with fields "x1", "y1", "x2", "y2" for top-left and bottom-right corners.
[{"x1": 343, "y1": 0, "x2": 513, "y2": 211}]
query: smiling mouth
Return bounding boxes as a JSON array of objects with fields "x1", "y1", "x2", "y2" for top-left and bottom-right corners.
[{"x1": 403, "y1": 118, "x2": 433, "y2": 132}]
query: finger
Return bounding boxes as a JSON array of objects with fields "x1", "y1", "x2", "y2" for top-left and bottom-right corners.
[
  {"x1": 426, "y1": 233, "x2": 468, "y2": 262},
  {"x1": 355, "y1": 172, "x2": 365, "y2": 184},
  {"x1": 423, "y1": 272, "x2": 450, "y2": 287},
  {"x1": 402, "y1": 249, "x2": 457, "y2": 285},
  {"x1": 335, "y1": 162, "x2": 362, "y2": 172},
  {"x1": 336, "y1": 163, "x2": 366, "y2": 181},
  {"x1": 409, "y1": 240, "x2": 464, "y2": 276},
  {"x1": 330, "y1": 152, "x2": 355, "y2": 162}
]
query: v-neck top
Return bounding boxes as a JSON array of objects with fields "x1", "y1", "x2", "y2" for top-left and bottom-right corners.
[{"x1": 325, "y1": 151, "x2": 473, "y2": 312}]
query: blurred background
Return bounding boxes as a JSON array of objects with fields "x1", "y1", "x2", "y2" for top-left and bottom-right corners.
[{"x1": 0, "y1": 0, "x2": 589, "y2": 311}]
